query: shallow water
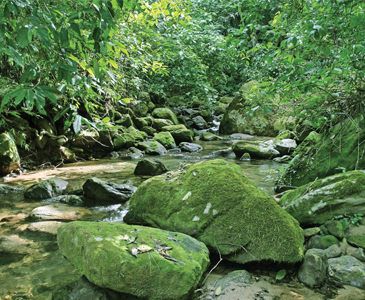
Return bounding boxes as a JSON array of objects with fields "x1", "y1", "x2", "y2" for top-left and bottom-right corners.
[{"x1": 0, "y1": 137, "x2": 363, "y2": 299}]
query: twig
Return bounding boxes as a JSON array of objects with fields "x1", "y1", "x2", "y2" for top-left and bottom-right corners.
[
  {"x1": 201, "y1": 241, "x2": 223, "y2": 285},
  {"x1": 299, "y1": 177, "x2": 318, "y2": 198}
]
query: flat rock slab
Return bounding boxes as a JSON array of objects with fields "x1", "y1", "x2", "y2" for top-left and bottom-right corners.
[
  {"x1": 328, "y1": 256, "x2": 365, "y2": 289},
  {"x1": 57, "y1": 221, "x2": 209, "y2": 300},
  {"x1": 27, "y1": 204, "x2": 92, "y2": 221}
]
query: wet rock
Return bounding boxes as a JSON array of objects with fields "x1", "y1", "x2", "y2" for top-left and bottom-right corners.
[
  {"x1": 27, "y1": 204, "x2": 92, "y2": 221},
  {"x1": 0, "y1": 235, "x2": 36, "y2": 265},
  {"x1": 347, "y1": 235, "x2": 365, "y2": 249},
  {"x1": 161, "y1": 125, "x2": 194, "y2": 143},
  {"x1": 352, "y1": 248, "x2": 365, "y2": 262},
  {"x1": 279, "y1": 171, "x2": 365, "y2": 226},
  {"x1": 298, "y1": 249, "x2": 328, "y2": 287},
  {"x1": 152, "y1": 108, "x2": 179, "y2": 125},
  {"x1": 0, "y1": 213, "x2": 27, "y2": 222},
  {"x1": 232, "y1": 140, "x2": 280, "y2": 159},
  {"x1": 200, "y1": 132, "x2": 222, "y2": 141},
  {"x1": 64, "y1": 276, "x2": 109, "y2": 300},
  {"x1": 115, "y1": 114, "x2": 134, "y2": 127},
  {"x1": 0, "y1": 184, "x2": 27, "y2": 194},
  {"x1": 211, "y1": 149, "x2": 234, "y2": 157},
  {"x1": 112, "y1": 135, "x2": 126, "y2": 150},
  {"x1": 24, "y1": 178, "x2": 69, "y2": 200},
  {"x1": 303, "y1": 227, "x2": 321, "y2": 238},
  {"x1": 71, "y1": 129, "x2": 99, "y2": 149},
  {"x1": 136, "y1": 141, "x2": 167, "y2": 156},
  {"x1": 325, "y1": 244, "x2": 342, "y2": 258},
  {"x1": 191, "y1": 116, "x2": 208, "y2": 130},
  {"x1": 106, "y1": 151, "x2": 119, "y2": 158},
  {"x1": 229, "y1": 133, "x2": 254, "y2": 139},
  {"x1": 240, "y1": 153, "x2": 251, "y2": 161},
  {"x1": 126, "y1": 147, "x2": 143, "y2": 159},
  {"x1": 274, "y1": 139, "x2": 297, "y2": 155},
  {"x1": 328, "y1": 256, "x2": 365, "y2": 289},
  {"x1": 273, "y1": 155, "x2": 292, "y2": 163},
  {"x1": 44, "y1": 195, "x2": 84, "y2": 206},
  {"x1": 134, "y1": 158, "x2": 168, "y2": 176},
  {"x1": 0, "y1": 132, "x2": 20, "y2": 174},
  {"x1": 325, "y1": 220, "x2": 344, "y2": 239},
  {"x1": 27, "y1": 221, "x2": 64, "y2": 236},
  {"x1": 153, "y1": 132, "x2": 176, "y2": 149},
  {"x1": 83, "y1": 177, "x2": 137, "y2": 205},
  {"x1": 179, "y1": 142, "x2": 203, "y2": 153},
  {"x1": 57, "y1": 221, "x2": 210, "y2": 300},
  {"x1": 307, "y1": 235, "x2": 339, "y2": 250},
  {"x1": 125, "y1": 159, "x2": 304, "y2": 264}
]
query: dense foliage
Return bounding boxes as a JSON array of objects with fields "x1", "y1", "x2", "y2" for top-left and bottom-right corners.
[{"x1": 1, "y1": 0, "x2": 365, "y2": 137}]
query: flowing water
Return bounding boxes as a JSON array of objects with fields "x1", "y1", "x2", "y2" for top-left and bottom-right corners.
[{"x1": 0, "y1": 137, "x2": 363, "y2": 299}]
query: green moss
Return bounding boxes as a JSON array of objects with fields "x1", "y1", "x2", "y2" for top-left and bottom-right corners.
[
  {"x1": 126, "y1": 159, "x2": 304, "y2": 264},
  {"x1": 347, "y1": 236, "x2": 365, "y2": 249},
  {"x1": 153, "y1": 132, "x2": 176, "y2": 149}
]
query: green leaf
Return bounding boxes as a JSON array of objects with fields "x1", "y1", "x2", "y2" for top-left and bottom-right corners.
[
  {"x1": 14, "y1": 88, "x2": 26, "y2": 105},
  {"x1": 54, "y1": 106, "x2": 70, "y2": 122},
  {"x1": 38, "y1": 86, "x2": 58, "y2": 104},
  {"x1": 8, "y1": 46, "x2": 24, "y2": 67},
  {"x1": 73, "y1": 114, "x2": 82, "y2": 134},
  {"x1": 34, "y1": 94, "x2": 46, "y2": 115},
  {"x1": 276, "y1": 269, "x2": 286, "y2": 280},
  {"x1": 17, "y1": 27, "x2": 30, "y2": 48},
  {"x1": 70, "y1": 22, "x2": 81, "y2": 36},
  {"x1": 0, "y1": 24, "x2": 5, "y2": 42},
  {"x1": 60, "y1": 27, "x2": 69, "y2": 47},
  {"x1": 25, "y1": 89, "x2": 34, "y2": 107}
]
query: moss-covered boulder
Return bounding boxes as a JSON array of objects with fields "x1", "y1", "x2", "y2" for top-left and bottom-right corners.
[
  {"x1": 71, "y1": 129, "x2": 99, "y2": 149},
  {"x1": 328, "y1": 256, "x2": 365, "y2": 289},
  {"x1": 24, "y1": 178, "x2": 68, "y2": 200},
  {"x1": 153, "y1": 132, "x2": 176, "y2": 149},
  {"x1": 113, "y1": 135, "x2": 126, "y2": 150},
  {"x1": 232, "y1": 140, "x2": 280, "y2": 159},
  {"x1": 200, "y1": 132, "x2": 222, "y2": 141},
  {"x1": 279, "y1": 171, "x2": 365, "y2": 226},
  {"x1": 133, "y1": 117, "x2": 149, "y2": 130},
  {"x1": 136, "y1": 141, "x2": 167, "y2": 156},
  {"x1": 152, "y1": 108, "x2": 179, "y2": 125},
  {"x1": 191, "y1": 116, "x2": 208, "y2": 130},
  {"x1": 125, "y1": 159, "x2": 304, "y2": 264},
  {"x1": 307, "y1": 235, "x2": 339, "y2": 250},
  {"x1": 57, "y1": 221, "x2": 210, "y2": 300},
  {"x1": 134, "y1": 158, "x2": 168, "y2": 176},
  {"x1": 131, "y1": 101, "x2": 149, "y2": 117},
  {"x1": 275, "y1": 116, "x2": 365, "y2": 190},
  {"x1": 115, "y1": 114, "x2": 134, "y2": 127},
  {"x1": 152, "y1": 118, "x2": 174, "y2": 131},
  {"x1": 0, "y1": 132, "x2": 20, "y2": 174},
  {"x1": 161, "y1": 125, "x2": 194, "y2": 144}
]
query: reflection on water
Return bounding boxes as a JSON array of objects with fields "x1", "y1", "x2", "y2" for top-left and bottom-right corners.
[{"x1": 0, "y1": 138, "x2": 285, "y2": 299}]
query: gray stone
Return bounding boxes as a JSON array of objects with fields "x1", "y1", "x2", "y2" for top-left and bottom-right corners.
[
  {"x1": 27, "y1": 204, "x2": 92, "y2": 221},
  {"x1": 303, "y1": 227, "x2": 321, "y2": 237},
  {"x1": 325, "y1": 244, "x2": 342, "y2": 258},
  {"x1": 134, "y1": 158, "x2": 168, "y2": 176},
  {"x1": 136, "y1": 141, "x2": 167, "y2": 156},
  {"x1": 307, "y1": 235, "x2": 339, "y2": 250},
  {"x1": 191, "y1": 116, "x2": 208, "y2": 130},
  {"x1": 83, "y1": 177, "x2": 137, "y2": 205},
  {"x1": 179, "y1": 142, "x2": 203, "y2": 153},
  {"x1": 200, "y1": 132, "x2": 222, "y2": 141},
  {"x1": 352, "y1": 248, "x2": 365, "y2": 262},
  {"x1": 126, "y1": 147, "x2": 144, "y2": 159},
  {"x1": 325, "y1": 220, "x2": 344, "y2": 239},
  {"x1": 274, "y1": 139, "x2": 297, "y2": 155},
  {"x1": 232, "y1": 140, "x2": 280, "y2": 159},
  {"x1": 298, "y1": 249, "x2": 328, "y2": 287},
  {"x1": 328, "y1": 256, "x2": 365, "y2": 288},
  {"x1": 24, "y1": 178, "x2": 69, "y2": 200}
]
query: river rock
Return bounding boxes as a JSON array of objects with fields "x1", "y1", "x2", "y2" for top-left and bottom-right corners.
[
  {"x1": 347, "y1": 236, "x2": 365, "y2": 249},
  {"x1": 27, "y1": 204, "x2": 92, "y2": 221},
  {"x1": 140, "y1": 126, "x2": 156, "y2": 136},
  {"x1": 161, "y1": 125, "x2": 194, "y2": 143},
  {"x1": 325, "y1": 244, "x2": 342, "y2": 258},
  {"x1": 0, "y1": 132, "x2": 20, "y2": 174},
  {"x1": 27, "y1": 221, "x2": 64, "y2": 236},
  {"x1": 71, "y1": 129, "x2": 99, "y2": 149},
  {"x1": 179, "y1": 142, "x2": 203, "y2": 153},
  {"x1": 279, "y1": 171, "x2": 365, "y2": 226},
  {"x1": 134, "y1": 158, "x2": 168, "y2": 176},
  {"x1": 83, "y1": 177, "x2": 137, "y2": 205},
  {"x1": 131, "y1": 101, "x2": 149, "y2": 117},
  {"x1": 191, "y1": 116, "x2": 208, "y2": 130},
  {"x1": 307, "y1": 235, "x2": 339, "y2": 250},
  {"x1": 136, "y1": 141, "x2": 167, "y2": 155},
  {"x1": 352, "y1": 248, "x2": 365, "y2": 262},
  {"x1": 328, "y1": 256, "x2": 365, "y2": 288},
  {"x1": 24, "y1": 178, "x2": 69, "y2": 200},
  {"x1": 229, "y1": 133, "x2": 254, "y2": 139},
  {"x1": 153, "y1": 132, "x2": 176, "y2": 149},
  {"x1": 57, "y1": 221, "x2": 210, "y2": 300},
  {"x1": 124, "y1": 159, "x2": 304, "y2": 264},
  {"x1": 325, "y1": 220, "x2": 344, "y2": 239},
  {"x1": 64, "y1": 276, "x2": 111, "y2": 300},
  {"x1": 298, "y1": 249, "x2": 328, "y2": 288},
  {"x1": 113, "y1": 135, "x2": 126, "y2": 150},
  {"x1": 275, "y1": 116, "x2": 365, "y2": 190},
  {"x1": 0, "y1": 234, "x2": 36, "y2": 264},
  {"x1": 200, "y1": 132, "x2": 222, "y2": 141},
  {"x1": 0, "y1": 184, "x2": 27, "y2": 194},
  {"x1": 152, "y1": 118, "x2": 174, "y2": 131},
  {"x1": 303, "y1": 227, "x2": 321, "y2": 238},
  {"x1": 274, "y1": 139, "x2": 297, "y2": 155},
  {"x1": 232, "y1": 140, "x2": 280, "y2": 159},
  {"x1": 126, "y1": 147, "x2": 144, "y2": 159},
  {"x1": 152, "y1": 108, "x2": 179, "y2": 125}
]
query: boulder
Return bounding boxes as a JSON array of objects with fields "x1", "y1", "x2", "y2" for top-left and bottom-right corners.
[
  {"x1": 274, "y1": 139, "x2": 297, "y2": 155},
  {"x1": 27, "y1": 204, "x2": 92, "y2": 221},
  {"x1": 124, "y1": 159, "x2": 304, "y2": 264},
  {"x1": 136, "y1": 141, "x2": 167, "y2": 156},
  {"x1": 275, "y1": 116, "x2": 365, "y2": 190},
  {"x1": 179, "y1": 142, "x2": 203, "y2": 153},
  {"x1": 352, "y1": 248, "x2": 365, "y2": 262},
  {"x1": 298, "y1": 249, "x2": 328, "y2": 288},
  {"x1": 0, "y1": 132, "x2": 20, "y2": 174},
  {"x1": 164, "y1": 127, "x2": 193, "y2": 144},
  {"x1": 24, "y1": 178, "x2": 69, "y2": 200},
  {"x1": 307, "y1": 235, "x2": 339, "y2": 250},
  {"x1": 130, "y1": 101, "x2": 149, "y2": 117},
  {"x1": 153, "y1": 132, "x2": 176, "y2": 149},
  {"x1": 115, "y1": 114, "x2": 134, "y2": 127},
  {"x1": 328, "y1": 256, "x2": 365, "y2": 289},
  {"x1": 152, "y1": 108, "x2": 179, "y2": 125},
  {"x1": 71, "y1": 129, "x2": 99, "y2": 149},
  {"x1": 152, "y1": 119, "x2": 174, "y2": 131},
  {"x1": 57, "y1": 221, "x2": 210, "y2": 300},
  {"x1": 232, "y1": 140, "x2": 280, "y2": 159},
  {"x1": 200, "y1": 132, "x2": 222, "y2": 141},
  {"x1": 140, "y1": 126, "x2": 156, "y2": 136},
  {"x1": 133, "y1": 117, "x2": 149, "y2": 130},
  {"x1": 347, "y1": 236, "x2": 365, "y2": 249},
  {"x1": 83, "y1": 177, "x2": 137, "y2": 205},
  {"x1": 191, "y1": 116, "x2": 208, "y2": 130},
  {"x1": 59, "y1": 146, "x2": 77, "y2": 163},
  {"x1": 279, "y1": 171, "x2": 365, "y2": 226},
  {"x1": 126, "y1": 147, "x2": 144, "y2": 159},
  {"x1": 134, "y1": 158, "x2": 168, "y2": 176},
  {"x1": 113, "y1": 135, "x2": 126, "y2": 150},
  {"x1": 325, "y1": 244, "x2": 342, "y2": 258}
]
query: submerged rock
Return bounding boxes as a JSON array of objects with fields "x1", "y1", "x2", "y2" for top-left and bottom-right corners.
[
  {"x1": 57, "y1": 221, "x2": 209, "y2": 300},
  {"x1": 83, "y1": 177, "x2": 137, "y2": 205},
  {"x1": 125, "y1": 159, "x2": 304, "y2": 264},
  {"x1": 24, "y1": 178, "x2": 69, "y2": 200},
  {"x1": 134, "y1": 158, "x2": 168, "y2": 176},
  {"x1": 179, "y1": 142, "x2": 203, "y2": 153},
  {"x1": 27, "y1": 204, "x2": 92, "y2": 221},
  {"x1": 279, "y1": 171, "x2": 365, "y2": 226},
  {"x1": 200, "y1": 132, "x2": 222, "y2": 141}
]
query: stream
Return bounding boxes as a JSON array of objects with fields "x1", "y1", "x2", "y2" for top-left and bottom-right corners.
[{"x1": 0, "y1": 137, "x2": 364, "y2": 299}]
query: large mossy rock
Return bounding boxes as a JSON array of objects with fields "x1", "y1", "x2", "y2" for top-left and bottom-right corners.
[
  {"x1": 275, "y1": 116, "x2": 365, "y2": 191},
  {"x1": 232, "y1": 140, "x2": 280, "y2": 159},
  {"x1": 71, "y1": 129, "x2": 99, "y2": 149},
  {"x1": 219, "y1": 81, "x2": 281, "y2": 136},
  {"x1": 279, "y1": 171, "x2": 365, "y2": 226},
  {"x1": 83, "y1": 177, "x2": 137, "y2": 205},
  {"x1": 136, "y1": 141, "x2": 167, "y2": 156},
  {"x1": 328, "y1": 256, "x2": 365, "y2": 289},
  {"x1": 24, "y1": 178, "x2": 68, "y2": 200},
  {"x1": 125, "y1": 159, "x2": 304, "y2": 264},
  {"x1": 57, "y1": 221, "x2": 210, "y2": 300},
  {"x1": 152, "y1": 108, "x2": 179, "y2": 125},
  {"x1": 153, "y1": 132, "x2": 176, "y2": 149},
  {"x1": 0, "y1": 132, "x2": 20, "y2": 174},
  {"x1": 134, "y1": 158, "x2": 168, "y2": 176}
]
